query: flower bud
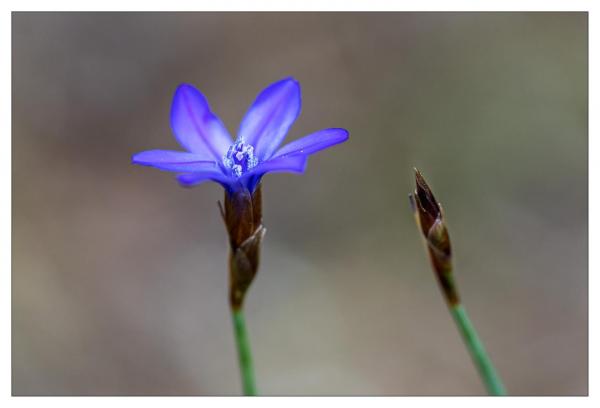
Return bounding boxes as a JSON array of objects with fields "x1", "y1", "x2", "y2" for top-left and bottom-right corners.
[{"x1": 409, "y1": 169, "x2": 459, "y2": 306}]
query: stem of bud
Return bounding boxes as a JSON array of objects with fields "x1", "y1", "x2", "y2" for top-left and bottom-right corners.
[
  {"x1": 450, "y1": 305, "x2": 507, "y2": 395},
  {"x1": 231, "y1": 309, "x2": 257, "y2": 395}
]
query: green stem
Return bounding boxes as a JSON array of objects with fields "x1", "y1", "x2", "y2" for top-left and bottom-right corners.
[
  {"x1": 450, "y1": 304, "x2": 506, "y2": 395},
  {"x1": 231, "y1": 309, "x2": 257, "y2": 395}
]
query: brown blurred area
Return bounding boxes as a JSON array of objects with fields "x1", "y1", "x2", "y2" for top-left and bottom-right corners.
[{"x1": 12, "y1": 12, "x2": 587, "y2": 395}]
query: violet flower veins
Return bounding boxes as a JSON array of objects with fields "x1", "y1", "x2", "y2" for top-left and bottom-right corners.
[{"x1": 132, "y1": 77, "x2": 349, "y2": 194}]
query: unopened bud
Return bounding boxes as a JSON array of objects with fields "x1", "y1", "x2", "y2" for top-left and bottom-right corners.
[{"x1": 410, "y1": 169, "x2": 458, "y2": 305}]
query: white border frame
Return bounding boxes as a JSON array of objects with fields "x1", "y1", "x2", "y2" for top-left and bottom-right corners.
[{"x1": 3, "y1": 1, "x2": 595, "y2": 406}]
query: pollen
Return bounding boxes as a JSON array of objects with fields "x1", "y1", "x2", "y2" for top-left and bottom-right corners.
[{"x1": 223, "y1": 138, "x2": 258, "y2": 177}]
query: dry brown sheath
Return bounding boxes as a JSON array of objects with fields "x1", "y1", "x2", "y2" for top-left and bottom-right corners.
[
  {"x1": 219, "y1": 185, "x2": 265, "y2": 310},
  {"x1": 409, "y1": 169, "x2": 459, "y2": 306}
]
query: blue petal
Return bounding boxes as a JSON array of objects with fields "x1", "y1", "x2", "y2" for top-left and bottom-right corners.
[
  {"x1": 240, "y1": 154, "x2": 308, "y2": 193},
  {"x1": 177, "y1": 171, "x2": 234, "y2": 190},
  {"x1": 272, "y1": 128, "x2": 349, "y2": 158},
  {"x1": 132, "y1": 150, "x2": 217, "y2": 172},
  {"x1": 245, "y1": 155, "x2": 308, "y2": 177},
  {"x1": 171, "y1": 84, "x2": 232, "y2": 159},
  {"x1": 237, "y1": 77, "x2": 301, "y2": 161}
]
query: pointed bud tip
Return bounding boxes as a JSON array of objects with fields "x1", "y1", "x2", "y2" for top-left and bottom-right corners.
[
  {"x1": 413, "y1": 167, "x2": 424, "y2": 185},
  {"x1": 413, "y1": 170, "x2": 441, "y2": 218},
  {"x1": 414, "y1": 168, "x2": 429, "y2": 191}
]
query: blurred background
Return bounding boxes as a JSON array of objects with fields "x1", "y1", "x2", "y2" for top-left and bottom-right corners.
[{"x1": 12, "y1": 12, "x2": 587, "y2": 395}]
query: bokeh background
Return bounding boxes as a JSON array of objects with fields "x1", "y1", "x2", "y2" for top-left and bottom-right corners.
[{"x1": 12, "y1": 12, "x2": 587, "y2": 395}]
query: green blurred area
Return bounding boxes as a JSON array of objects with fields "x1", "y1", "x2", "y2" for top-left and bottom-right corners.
[{"x1": 12, "y1": 12, "x2": 587, "y2": 395}]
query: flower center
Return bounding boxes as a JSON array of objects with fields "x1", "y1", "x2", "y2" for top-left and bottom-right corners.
[{"x1": 223, "y1": 138, "x2": 258, "y2": 177}]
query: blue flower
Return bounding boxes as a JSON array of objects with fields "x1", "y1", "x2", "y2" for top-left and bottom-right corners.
[{"x1": 132, "y1": 77, "x2": 349, "y2": 194}]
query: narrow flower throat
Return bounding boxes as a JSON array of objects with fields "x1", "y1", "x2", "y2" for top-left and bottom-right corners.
[{"x1": 223, "y1": 138, "x2": 258, "y2": 177}]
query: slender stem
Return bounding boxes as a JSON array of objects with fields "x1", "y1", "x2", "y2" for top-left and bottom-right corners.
[
  {"x1": 231, "y1": 309, "x2": 257, "y2": 395},
  {"x1": 449, "y1": 304, "x2": 506, "y2": 396}
]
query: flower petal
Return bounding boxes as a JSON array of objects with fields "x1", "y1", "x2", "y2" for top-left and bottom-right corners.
[
  {"x1": 246, "y1": 155, "x2": 308, "y2": 177},
  {"x1": 177, "y1": 171, "x2": 233, "y2": 189},
  {"x1": 132, "y1": 150, "x2": 217, "y2": 172},
  {"x1": 171, "y1": 84, "x2": 232, "y2": 159},
  {"x1": 272, "y1": 128, "x2": 349, "y2": 158},
  {"x1": 240, "y1": 154, "x2": 308, "y2": 193},
  {"x1": 237, "y1": 77, "x2": 301, "y2": 161}
]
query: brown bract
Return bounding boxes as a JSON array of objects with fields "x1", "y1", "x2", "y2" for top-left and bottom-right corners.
[
  {"x1": 219, "y1": 185, "x2": 265, "y2": 310},
  {"x1": 409, "y1": 169, "x2": 459, "y2": 306}
]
